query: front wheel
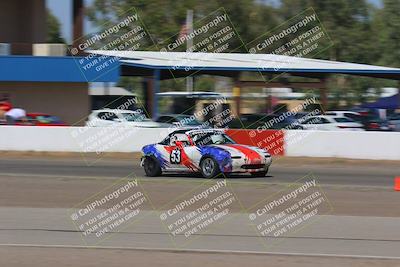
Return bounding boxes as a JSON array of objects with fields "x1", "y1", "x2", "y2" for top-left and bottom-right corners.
[
  {"x1": 250, "y1": 168, "x2": 269, "y2": 177},
  {"x1": 200, "y1": 157, "x2": 220, "y2": 179},
  {"x1": 143, "y1": 157, "x2": 162, "y2": 177}
]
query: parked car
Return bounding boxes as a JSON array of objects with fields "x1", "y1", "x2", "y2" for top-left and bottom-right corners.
[
  {"x1": 86, "y1": 109, "x2": 162, "y2": 127},
  {"x1": 325, "y1": 111, "x2": 365, "y2": 122},
  {"x1": 15, "y1": 113, "x2": 67, "y2": 126},
  {"x1": 225, "y1": 114, "x2": 267, "y2": 129},
  {"x1": 225, "y1": 114, "x2": 265, "y2": 129},
  {"x1": 364, "y1": 118, "x2": 395, "y2": 131},
  {"x1": 276, "y1": 112, "x2": 319, "y2": 129},
  {"x1": 155, "y1": 114, "x2": 205, "y2": 128},
  {"x1": 388, "y1": 113, "x2": 400, "y2": 131},
  {"x1": 227, "y1": 114, "x2": 302, "y2": 129},
  {"x1": 300, "y1": 115, "x2": 364, "y2": 131},
  {"x1": 325, "y1": 110, "x2": 392, "y2": 130}
]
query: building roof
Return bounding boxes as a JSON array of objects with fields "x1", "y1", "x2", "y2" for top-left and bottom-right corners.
[
  {"x1": 156, "y1": 91, "x2": 223, "y2": 98},
  {"x1": 88, "y1": 50, "x2": 400, "y2": 80}
]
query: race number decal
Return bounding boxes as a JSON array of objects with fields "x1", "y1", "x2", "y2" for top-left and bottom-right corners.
[{"x1": 170, "y1": 148, "x2": 181, "y2": 164}]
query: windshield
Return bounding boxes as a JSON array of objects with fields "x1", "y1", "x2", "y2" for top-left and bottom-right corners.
[
  {"x1": 333, "y1": 117, "x2": 354, "y2": 123},
  {"x1": 389, "y1": 113, "x2": 400, "y2": 120},
  {"x1": 177, "y1": 116, "x2": 202, "y2": 126},
  {"x1": 191, "y1": 132, "x2": 236, "y2": 145},
  {"x1": 121, "y1": 112, "x2": 149, "y2": 122}
]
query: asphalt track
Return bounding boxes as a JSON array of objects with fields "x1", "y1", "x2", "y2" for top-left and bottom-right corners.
[
  {"x1": 0, "y1": 155, "x2": 399, "y2": 187},
  {"x1": 0, "y1": 154, "x2": 400, "y2": 266}
]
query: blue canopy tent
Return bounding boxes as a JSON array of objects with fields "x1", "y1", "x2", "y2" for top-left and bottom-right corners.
[{"x1": 361, "y1": 93, "x2": 400, "y2": 109}]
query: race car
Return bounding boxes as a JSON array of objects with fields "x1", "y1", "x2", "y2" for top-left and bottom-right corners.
[{"x1": 141, "y1": 129, "x2": 272, "y2": 178}]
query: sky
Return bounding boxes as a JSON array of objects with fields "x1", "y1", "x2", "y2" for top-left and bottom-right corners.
[
  {"x1": 46, "y1": 0, "x2": 95, "y2": 44},
  {"x1": 47, "y1": 0, "x2": 383, "y2": 44}
]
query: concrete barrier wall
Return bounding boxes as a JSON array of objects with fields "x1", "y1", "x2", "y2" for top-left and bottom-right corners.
[
  {"x1": 0, "y1": 126, "x2": 168, "y2": 153},
  {"x1": 284, "y1": 130, "x2": 400, "y2": 160},
  {"x1": 0, "y1": 126, "x2": 399, "y2": 160}
]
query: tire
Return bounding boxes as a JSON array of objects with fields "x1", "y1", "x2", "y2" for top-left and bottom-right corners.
[
  {"x1": 200, "y1": 157, "x2": 220, "y2": 179},
  {"x1": 143, "y1": 156, "x2": 162, "y2": 177},
  {"x1": 250, "y1": 168, "x2": 269, "y2": 177}
]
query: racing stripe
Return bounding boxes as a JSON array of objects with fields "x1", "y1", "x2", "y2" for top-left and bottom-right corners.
[
  {"x1": 209, "y1": 145, "x2": 239, "y2": 155},
  {"x1": 164, "y1": 146, "x2": 198, "y2": 171},
  {"x1": 180, "y1": 148, "x2": 198, "y2": 170},
  {"x1": 224, "y1": 144, "x2": 262, "y2": 164}
]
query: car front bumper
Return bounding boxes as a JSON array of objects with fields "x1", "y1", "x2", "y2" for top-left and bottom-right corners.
[{"x1": 229, "y1": 156, "x2": 272, "y2": 173}]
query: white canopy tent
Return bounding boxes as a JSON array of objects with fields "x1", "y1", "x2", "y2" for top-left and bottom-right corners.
[
  {"x1": 88, "y1": 50, "x2": 400, "y2": 117},
  {"x1": 89, "y1": 50, "x2": 400, "y2": 78}
]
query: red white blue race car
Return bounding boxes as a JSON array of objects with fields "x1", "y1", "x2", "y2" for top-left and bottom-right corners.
[{"x1": 141, "y1": 129, "x2": 272, "y2": 178}]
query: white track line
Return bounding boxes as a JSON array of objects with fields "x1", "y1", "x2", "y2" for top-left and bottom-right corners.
[
  {"x1": 0, "y1": 172, "x2": 392, "y2": 189},
  {"x1": 0, "y1": 173, "x2": 115, "y2": 180},
  {"x1": 0, "y1": 243, "x2": 399, "y2": 260}
]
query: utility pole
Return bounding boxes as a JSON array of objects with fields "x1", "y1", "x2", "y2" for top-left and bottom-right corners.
[
  {"x1": 186, "y1": 10, "x2": 193, "y2": 92},
  {"x1": 72, "y1": 0, "x2": 84, "y2": 55}
]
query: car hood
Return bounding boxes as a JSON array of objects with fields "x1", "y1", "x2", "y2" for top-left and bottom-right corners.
[
  {"x1": 123, "y1": 121, "x2": 162, "y2": 128},
  {"x1": 210, "y1": 144, "x2": 270, "y2": 160}
]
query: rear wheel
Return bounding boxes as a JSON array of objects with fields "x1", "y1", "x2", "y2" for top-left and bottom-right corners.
[
  {"x1": 250, "y1": 168, "x2": 268, "y2": 177},
  {"x1": 143, "y1": 157, "x2": 162, "y2": 177},
  {"x1": 200, "y1": 157, "x2": 220, "y2": 179}
]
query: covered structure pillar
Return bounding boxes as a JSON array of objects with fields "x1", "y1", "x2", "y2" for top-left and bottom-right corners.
[
  {"x1": 152, "y1": 69, "x2": 160, "y2": 119},
  {"x1": 320, "y1": 77, "x2": 328, "y2": 113},
  {"x1": 72, "y1": 0, "x2": 84, "y2": 54},
  {"x1": 233, "y1": 76, "x2": 241, "y2": 117},
  {"x1": 144, "y1": 69, "x2": 160, "y2": 119}
]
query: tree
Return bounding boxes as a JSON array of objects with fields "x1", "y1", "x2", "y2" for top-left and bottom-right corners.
[
  {"x1": 279, "y1": 0, "x2": 396, "y2": 106},
  {"x1": 86, "y1": 0, "x2": 279, "y2": 52},
  {"x1": 280, "y1": 0, "x2": 374, "y2": 62},
  {"x1": 376, "y1": 0, "x2": 400, "y2": 67},
  {"x1": 46, "y1": 9, "x2": 65, "y2": 43}
]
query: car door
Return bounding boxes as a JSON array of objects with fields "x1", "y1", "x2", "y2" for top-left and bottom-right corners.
[
  {"x1": 318, "y1": 117, "x2": 333, "y2": 130},
  {"x1": 301, "y1": 117, "x2": 322, "y2": 130},
  {"x1": 163, "y1": 133, "x2": 194, "y2": 171}
]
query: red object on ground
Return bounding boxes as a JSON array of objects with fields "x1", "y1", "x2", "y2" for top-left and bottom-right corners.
[
  {"x1": 0, "y1": 101, "x2": 12, "y2": 112},
  {"x1": 225, "y1": 129, "x2": 284, "y2": 156},
  {"x1": 15, "y1": 113, "x2": 68, "y2": 126},
  {"x1": 395, "y1": 177, "x2": 400, "y2": 191}
]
